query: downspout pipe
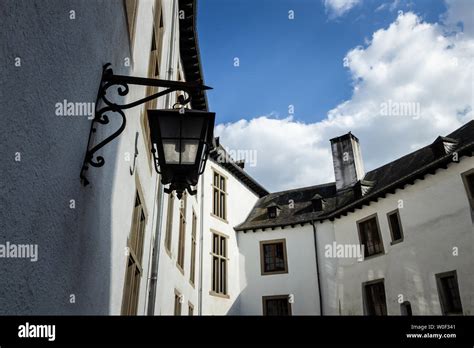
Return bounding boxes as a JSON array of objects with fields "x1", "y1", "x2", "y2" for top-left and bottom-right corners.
[
  {"x1": 147, "y1": 178, "x2": 164, "y2": 315},
  {"x1": 311, "y1": 220, "x2": 324, "y2": 316},
  {"x1": 198, "y1": 171, "x2": 205, "y2": 315}
]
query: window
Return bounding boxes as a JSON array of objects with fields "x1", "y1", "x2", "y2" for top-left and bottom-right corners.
[
  {"x1": 177, "y1": 193, "x2": 187, "y2": 271},
  {"x1": 124, "y1": 0, "x2": 138, "y2": 49},
  {"x1": 260, "y1": 239, "x2": 288, "y2": 275},
  {"x1": 363, "y1": 279, "x2": 387, "y2": 316},
  {"x1": 174, "y1": 290, "x2": 182, "y2": 316},
  {"x1": 122, "y1": 192, "x2": 146, "y2": 315},
  {"x1": 189, "y1": 210, "x2": 197, "y2": 285},
  {"x1": 436, "y1": 271, "x2": 463, "y2": 315},
  {"x1": 142, "y1": 1, "x2": 164, "y2": 168},
  {"x1": 357, "y1": 214, "x2": 384, "y2": 258},
  {"x1": 212, "y1": 171, "x2": 227, "y2": 220},
  {"x1": 211, "y1": 232, "x2": 228, "y2": 296},
  {"x1": 400, "y1": 301, "x2": 412, "y2": 316},
  {"x1": 262, "y1": 295, "x2": 292, "y2": 316},
  {"x1": 387, "y1": 209, "x2": 404, "y2": 244},
  {"x1": 165, "y1": 193, "x2": 174, "y2": 254},
  {"x1": 461, "y1": 169, "x2": 474, "y2": 210},
  {"x1": 267, "y1": 205, "x2": 280, "y2": 219},
  {"x1": 188, "y1": 302, "x2": 194, "y2": 316}
]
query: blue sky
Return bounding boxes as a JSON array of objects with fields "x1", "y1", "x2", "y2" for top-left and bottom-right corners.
[
  {"x1": 198, "y1": 0, "x2": 447, "y2": 125},
  {"x1": 196, "y1": 0, "x2": 473, "y2": 192}
]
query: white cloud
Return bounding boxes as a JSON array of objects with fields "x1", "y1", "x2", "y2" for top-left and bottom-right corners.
[
  {"x1": 324, "y1": 0, "x2": 361, "y2": 18},
  {"x1": 215, "y1": 117, "x2": 334, "y2": 192},
  {"x1": 216, "y1": 6, "x2": 474, "y2": 193},
  {"x1": 375, "y1": 0, "x2": 400, "y2": 13},
  {"x1": 443, "y1": 0, "x2": 474, "y2": 38}
]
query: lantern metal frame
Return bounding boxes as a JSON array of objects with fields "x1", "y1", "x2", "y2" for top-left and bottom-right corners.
[
  {"x1": 148, "y1": 109, "x2": 215, "y2": 197},
  {"x1": 80, "y1": 63, "x2": 213, "y2": 191}
]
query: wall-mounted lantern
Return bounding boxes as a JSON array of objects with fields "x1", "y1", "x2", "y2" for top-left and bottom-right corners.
[
  {"x1": 148, "y1": 109, "x2": 215, "y2": 198},
  {"x1": 80, "y1": 64, "x2": 214, "y2": 198}
]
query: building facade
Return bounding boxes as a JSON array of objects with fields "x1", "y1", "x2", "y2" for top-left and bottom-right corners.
[
  {"x1": 236, "y1": 122, "x2": 474, "y2": 316},
  {"x1": 1, "y1": 0, "x2": 473, "y2": 316}
]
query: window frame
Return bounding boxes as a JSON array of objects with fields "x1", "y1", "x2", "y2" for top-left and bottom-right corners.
[
  {"x1": 387, "y1": 209, "x2": 404, "y2": 245},
  {"x1": 174, "y1": 289, "x2": 182, "y2": 316},
  {"x1": 176, "y1": 193, "x2": 187, "y2": 272},
  {"x1": 356, "y1": 213, "x2": 385, "y2": 259},
  {"x1": 400, "y1": 301, "x2": 412, "y2": 316},
  {"x1": 461, "y1": 169, "x2": 474, "y2": 210},
  {"x1": 209, "y1": 230, "x2": 229, "y2": 298},
  {"x1": 262, "y1": 295, "x2": 292, "y2": 316},
  {"x1": 211, "y1": 169, "x2": 228, "y2": 222},
  {"x1": 121, "y1": 189, "x2": 148, "y2": 315},
  {"x1": 260, "y1": 239, "x2": 289, "y2": 276},
  {"x1": 189, "y1": 209, "x2": 197, "y2": 286},
  {"x1": 435, "y1": 270, "x2": 463, "y2": 315},
  {"x1": 141, "y1": 0, "x2": 165, "y2": 173},
  {"x1": 164, "y1": 193, "x2": 175, "y2": 255},
  {"x1": 362, "y1": 278, "x2": 387, "y2": 316}
]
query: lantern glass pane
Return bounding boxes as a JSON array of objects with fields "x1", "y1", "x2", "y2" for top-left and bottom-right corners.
[
  {"x1": 159, "y1": 116, "x2": 180, "y2": 138},
  {"x1": 181, "y1": 117, "x2": 205, "y2": 138},
  {"x1": 180, "y1": 140, "x2": 199, "y2": 164},
  {"x1": 162, "y1": 139, "x2": 180, "y2": 164}
]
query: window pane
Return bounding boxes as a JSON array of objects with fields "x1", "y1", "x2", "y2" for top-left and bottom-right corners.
[
  {"x1": 365, "y1": 281, "x2": 387, "y2": 316},
  {"x1": 220, "y1": 236, "x2": 226, "y2": 257},
  {"x1": 213, "y1": 234, "x2": 218, "y2": 254},
  {"x1": 213, "y1": 189, "x2": 218, "y2": 215},
  {"x1": 466, "y1": 174, "x2": 474, "y2": 197},
  {"x1": 389, "y1": 212, "x2": 402, "y2": 241},
  {"x1": 265, "y1": 298, "x2": 290, "y2": 316},
  {"x1": 263, "y1": 242, "x2": 286, "y2": 273},
  {"x1": 174, "y1": 294, "x2": 181, "y2": 316},
  {"x1": 220, "y1": 192, "x2": 225, "y2": 219},
  {"x1": 438, "y1": 274, "x2": 463, "y2": 314},
  {"x1": 177, "y1": 213, "x2": 185, "y2": 268},
  {"x1": 220, "y1": 258, "x2": 226, "y2": 294},
  {"x1": 360, "y1": 217, "x2": 382, "y2": 257},
  {"x1": 165, "y1": 195, "x2": 173, "y2": 251},
  {"x1": 212, "y1": 256, "x2": 218, "y2": 292}
]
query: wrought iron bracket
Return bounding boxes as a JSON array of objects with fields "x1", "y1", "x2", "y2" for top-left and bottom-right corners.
[{"x1": 80, "y1": 63, "x2": 211, "y2": 186}]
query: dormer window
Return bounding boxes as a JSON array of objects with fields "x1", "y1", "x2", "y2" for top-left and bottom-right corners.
[
  {"x1": 267, "y1": 203, "x2": 281, "y2": 219},
  {"x1": 311, "y1": 194, "x2": 325, "y2": 212}
]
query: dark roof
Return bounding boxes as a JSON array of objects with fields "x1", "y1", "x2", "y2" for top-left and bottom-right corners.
[
  {"x1": 178, "y1": 0, "x2": 208, "y2": 111},
  {"x1": 209, "y1": 146, "x2": 269, "y2": 198},
  {"x1": 235, "y1": 120, "x2": 474, "y2": 232}
]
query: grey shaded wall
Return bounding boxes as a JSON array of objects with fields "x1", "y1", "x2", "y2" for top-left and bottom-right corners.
[{"x1": 0, "y1": 0, "x2": 130, "y2": 314}]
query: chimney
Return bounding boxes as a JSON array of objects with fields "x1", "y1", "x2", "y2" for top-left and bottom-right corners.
[{"x1": 330, "y1": 132, "x2": 365, "y2": 191}]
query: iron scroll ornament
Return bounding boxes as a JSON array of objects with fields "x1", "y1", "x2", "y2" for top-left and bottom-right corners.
[{"x1": 80, "y1": 63, "x2": 211, "y2": 186}]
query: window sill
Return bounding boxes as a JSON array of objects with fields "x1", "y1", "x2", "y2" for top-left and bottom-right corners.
[
  {"x1": 209, "y1": 291, "x2": 230, "y2": 299},
  {"x1": 390, "y1": 238, "x2": 404, "y2": 246},
  {"x1": 261, "y1": 270, "x2": 289, "y2": 276},
  {"x1": 176, "y1": 262, "x2": 185, "y2": 275},
  {"x1": 210, "y1": 213, "x2": 228, "y2": 224},
  {"x1": 363, "y1": 252, "x2": 385, "y2": 261}
]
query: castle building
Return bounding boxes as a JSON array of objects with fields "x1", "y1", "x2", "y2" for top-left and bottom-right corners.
[{"x1": 0, "y1": 0, "x2": 472, "y2": 316}]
